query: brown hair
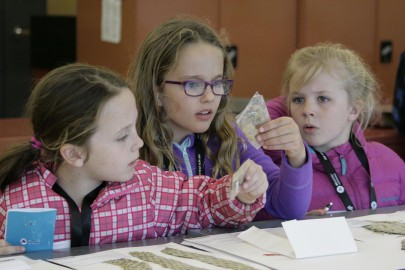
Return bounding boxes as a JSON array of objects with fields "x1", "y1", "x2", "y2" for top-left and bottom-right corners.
[
  {"x1": 128, "y1": 16, "x2": 241, "y2": 177},
  {"x1": 0, "y1": 63, "x2": 128, "y2": 191}
]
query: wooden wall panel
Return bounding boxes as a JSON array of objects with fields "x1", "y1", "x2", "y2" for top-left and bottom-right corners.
[
  {"x1": 77, "y1": 0, "x2": 136, "y2": 75},
  {"x1": 220, "y1": 0, "x2": 297, "y2": 99},
  {"x1": 297, "y1": 0, "x2": 376, "y2": 65},
  {"x1": 133, "y1": 0, "x2": 219, "y2": 55},
  {"x1": 77, "y1": 0, "x2": 405, "y2": 102},
  {"x1": 77, "y1": 0, "x2": 218, "y2": 77},
  {"x1": 0, "y1": 118, "x2": 32, "y2": 154},
  {"x1": 375, "y1": 0, "x2": 405, "y2": 102}
]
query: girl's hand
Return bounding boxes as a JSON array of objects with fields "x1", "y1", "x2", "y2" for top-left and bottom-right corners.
[
  {"x1": 306, "y1": 209, "x2": 328, "y2": 216},
  {"x1": 257, "y1": 116, "x2": 306, "y2": 168},
  {"x1": 0, "y1": 239, "x2": 25, "y2": 256},
  {"x1": 235, "y1": 160, "x2": 268, "y2": 204},
  {"x1": 307, "y1": 203, "x2": 333, "y2": 216}
]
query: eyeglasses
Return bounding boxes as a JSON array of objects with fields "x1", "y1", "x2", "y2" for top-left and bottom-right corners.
[{"x1": 164, "y1": 79, "x2": 233, "y2": 97}]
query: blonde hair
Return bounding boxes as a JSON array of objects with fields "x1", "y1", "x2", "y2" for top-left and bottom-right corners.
[
  {"x1": 128, "y1": 16, "x2": 241, "y2": 177},
  {"x1": 282, "y1": 43, "x2": 381, "y2": 130}
]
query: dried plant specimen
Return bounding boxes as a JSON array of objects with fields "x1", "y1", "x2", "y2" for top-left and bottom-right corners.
[
  {"x1": 363, "y1": 221, "x2": 405, "y2": 235},
  {"x1": 229, "y1": 159, "x2": 252, "y2": 198},
  {"x1": 161, "y1": 247, "x2": 258, "y2": 270},
  {"x1": 130, "y1": 251, "x2": 206, "y2": 270},
  {"x1": 104, "y1": 258, "x2": 152, "y2": 270}
]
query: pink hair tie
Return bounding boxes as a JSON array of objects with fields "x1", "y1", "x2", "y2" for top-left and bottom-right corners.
[{"x1": 30, "y1": 136, "x2": 42, "y2": 149}]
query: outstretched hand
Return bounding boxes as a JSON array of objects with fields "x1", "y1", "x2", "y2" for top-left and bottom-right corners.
[
  {"x1": 232, "y1": 159, "x2": 268, "y2": 204},
  {"x1": 0, "y1": 239, "x2": 25, "y2": 256},
  {"x1": 257, "y1": 116, "x2": 306, "y2": 168}
]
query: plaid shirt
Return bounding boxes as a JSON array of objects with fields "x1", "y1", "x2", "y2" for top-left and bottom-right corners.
[{"x1": 0, "y1": 160, "x2": 264, "y2": 245}]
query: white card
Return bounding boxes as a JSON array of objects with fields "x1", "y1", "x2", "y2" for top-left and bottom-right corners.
[
  {"x1": 282, "y1": 217, "x2": 358, "y2": 258},
  {"x1": 238, "y1": 217, "x2": 357, "y2": 259}
]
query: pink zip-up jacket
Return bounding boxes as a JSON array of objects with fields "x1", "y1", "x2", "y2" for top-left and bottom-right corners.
[
  {"x1": 266, "y1": 96, "x2": 405, "y2": 211},
  {"x1": 0, "y1": 160, "x2": 264, "y2": 245}
]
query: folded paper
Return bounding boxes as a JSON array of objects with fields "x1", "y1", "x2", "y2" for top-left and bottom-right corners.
[{"x1": 237, "y1": 217, "x2": 357, "y2": 259}]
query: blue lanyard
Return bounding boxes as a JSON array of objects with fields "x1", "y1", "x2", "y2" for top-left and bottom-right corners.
[{"x1": 164, "y1": 134, "x2": 205, "y2": 175}]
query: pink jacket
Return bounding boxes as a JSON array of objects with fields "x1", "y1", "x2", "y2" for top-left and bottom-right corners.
[
  {"x1": 266, "y1": 96, "x2": 405, "y2": 211},
  {"x1": 0, "y1": 160, "x2": 264, "y2": 245}
]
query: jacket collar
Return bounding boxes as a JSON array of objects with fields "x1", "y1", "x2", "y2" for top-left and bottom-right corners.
[{"x1": 311, "y1": 123, "x2": 367, "y2": 165}]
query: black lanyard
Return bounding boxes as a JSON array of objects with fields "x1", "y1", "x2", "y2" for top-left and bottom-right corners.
[
  {"x1": 52, "y1": 182, "x2": 105, "y2": 247},
  {"x1": 194, "y1": 134, "x2": 205, "y2": 175},
  {"x1": 314, "y1": 135, "x2": 377, "y2": 211},
  {"x1": 164, "y1": 134, "x2": 205, "y2": 175}
]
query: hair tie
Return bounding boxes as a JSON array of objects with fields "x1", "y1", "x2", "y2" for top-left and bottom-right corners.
[{"x1": 30, "y1": 136, "x2": 42, "y2": 149}]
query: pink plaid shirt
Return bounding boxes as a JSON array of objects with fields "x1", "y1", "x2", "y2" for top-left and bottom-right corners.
[{"x1": 0, "y1": 160, "x2": 264, "y2": 245}]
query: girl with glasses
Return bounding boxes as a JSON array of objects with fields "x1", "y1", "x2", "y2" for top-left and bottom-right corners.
[
  {"x1": 129, "y1": 17, "x2": 313, "y2": 220},
  {"x1": 0, "y1": 63, "x2": 268, "y2": 255}
]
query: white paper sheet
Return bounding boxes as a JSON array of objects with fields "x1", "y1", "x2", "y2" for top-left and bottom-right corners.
[
  {"x1": 0, "y1": 256, "x2": 65, "y2": 270},
  {"x1": 0, "y1": 259, "x2": 30, "y2": 270},
  {"x1": 348, "y1": 210, "x2": 405, "y2": 242},
  {"x1": 237, "y1": 218, "x2": 358, "y2": 259},
  {"x1": 182, "y1": 212, "x2": 405, "y2": 270},
  {"x1": 237, "y1": 226, "x2": 294, "y2": 257},
  {"x1": 281, "y1": 217, "x2": 357, "y2": 258},
  {"x1": 31, "y1": 260, "x2": 69, "y2": 270},
  {"x1": 101, "y1": 0, "x2": 121, "y2": 43},
  {"x1": 0, "y1": 255, "x2": 36, "y2": 269},
  {"x1": 49, "y1": 242, "x2": 267, "y2": 270}
]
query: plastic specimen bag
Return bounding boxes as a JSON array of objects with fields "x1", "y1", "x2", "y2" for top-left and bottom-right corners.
[{"x1": 236, "y1": 92, "x2": 270, "y2": 149}]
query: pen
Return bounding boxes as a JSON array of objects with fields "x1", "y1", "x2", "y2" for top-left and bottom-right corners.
[{"x1": 324, "y1": 202, "x2": 333, "y2": 211}]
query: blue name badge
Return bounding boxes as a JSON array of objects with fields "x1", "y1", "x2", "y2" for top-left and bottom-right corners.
[{"x1": 5, "y1": 208, "x2": 57, "y2": 252}]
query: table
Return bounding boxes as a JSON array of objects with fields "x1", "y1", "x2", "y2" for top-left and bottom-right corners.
[
  {"x1": 188, "y1": 204, "x2": 405, "y2": 237},
  {"x1": 9, "y1": 204, "x2": 405, "y2": 261},
  {"x1": 22, "y1": 235, "x2": 187, "y2": 261}
]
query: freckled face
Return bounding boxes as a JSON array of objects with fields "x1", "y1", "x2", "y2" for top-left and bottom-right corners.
[
  {"x1": 84, "y1": 88, "x2": 144, "y2": 182},
  {"x1": 289, "y1": 71, "x2": 358, "y2": 152},
  {"x1": 160, "y1": 42, "x2": 224, "y2": 143}
]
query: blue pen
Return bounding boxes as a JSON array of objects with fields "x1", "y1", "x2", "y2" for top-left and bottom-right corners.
[{"x1": 324, "y1": 202, "x2": 333, "y2": 211}]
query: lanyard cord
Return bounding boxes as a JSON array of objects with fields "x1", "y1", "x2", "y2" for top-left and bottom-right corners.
[
  {"x1": 194, "y1": 134, "x2": 205, "y2": 175},
  {"x1": 52, "y1": 181, "x2": 106, "y2": 247},
  {"x1": 164, "y1": 134, "x2": 205, "y2": 175},
  {"x1": 313, "y1": 135, "x2": 377, "y2": 211}
]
